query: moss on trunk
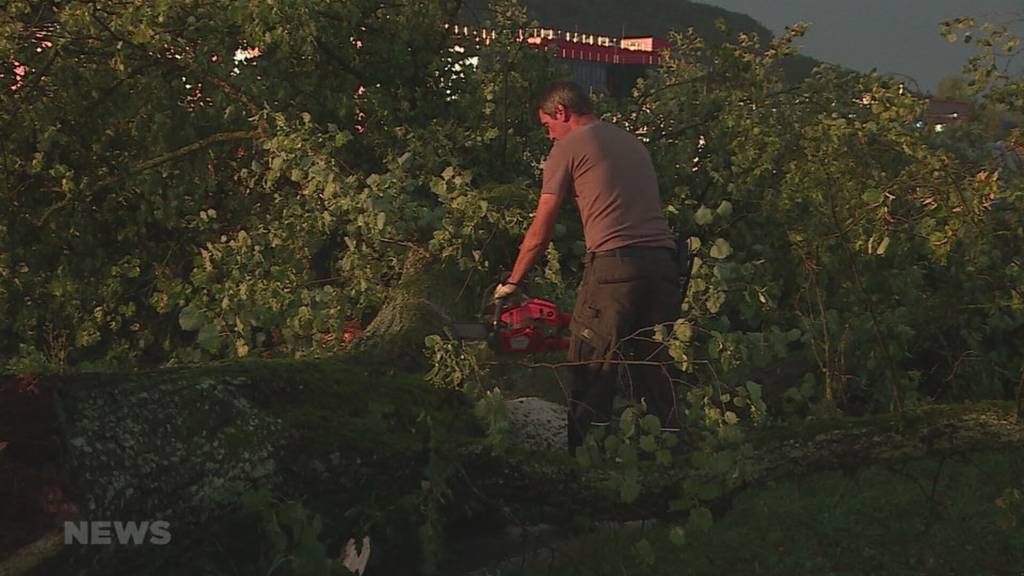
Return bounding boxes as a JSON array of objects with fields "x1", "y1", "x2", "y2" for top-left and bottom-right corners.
[
  {"x1": 6, "y1": 353, "x2": 1023, "y2": 576},
  {"x1": 351, "y1": 249, "x2": 477, "y2": 369}
]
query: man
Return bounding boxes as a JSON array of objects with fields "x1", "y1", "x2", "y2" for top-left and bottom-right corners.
[{"x1": 494, "y1": 80, "x2": 682, "y2": 451}]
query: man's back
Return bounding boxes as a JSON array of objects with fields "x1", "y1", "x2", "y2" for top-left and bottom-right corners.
[{"x1": 541, "y1": 121, "x2": 675, "y2": 253}]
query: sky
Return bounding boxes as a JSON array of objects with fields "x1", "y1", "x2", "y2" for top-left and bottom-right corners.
[{"x1": 696, "y1": 0, "x2": 1023, "y2": 94}]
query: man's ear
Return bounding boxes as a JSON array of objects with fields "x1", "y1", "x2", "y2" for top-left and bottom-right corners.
[{"x1": 554, "y1": 104, "x2": 568, "y2": 121}]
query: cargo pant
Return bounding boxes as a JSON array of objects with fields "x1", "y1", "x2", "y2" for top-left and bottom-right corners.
[{"x1": 567, "y1": 245, "x2": 683, "y2": 451}]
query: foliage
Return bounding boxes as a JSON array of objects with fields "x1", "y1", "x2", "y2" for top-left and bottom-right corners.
[
  {"x1": 235, "y1": 488, "x2": 356, "y2": 576},
  {"x1": 424, "y1": 11, "x2": 1024, "y2": 574},
  {"x1": 491, "y1": 450, "x2": 1024, "y2": 575},
  {"x1": 607, "y1": 20, "x2": 1024, "y2": 415},
  {"x1": 0, "y1": 0, "x2": 559, "y2": 369},
  {"x1": 11, "y1": 1, "x2": 1018, "y2": 410},
  {"x1": 5, "y1": 1, "x2": 1024, "y2": 573}
]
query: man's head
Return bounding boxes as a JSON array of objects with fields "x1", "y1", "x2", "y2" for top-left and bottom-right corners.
[{"x1": 537, "y1": 81, "x2": 595, "y2": 141}]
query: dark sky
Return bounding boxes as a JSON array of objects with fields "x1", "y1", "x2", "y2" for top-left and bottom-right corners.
[{"x1": 696, "y1": 0, "x2": 1023, "y2": 94}]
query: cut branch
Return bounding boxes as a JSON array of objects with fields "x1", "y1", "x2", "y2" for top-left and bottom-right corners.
[
  {"x1": 33, "y1": 130, "x2": 259, "y2": 227},
  {"x1": 123, "y1": 130, "x2": 259, "y2": 177}
]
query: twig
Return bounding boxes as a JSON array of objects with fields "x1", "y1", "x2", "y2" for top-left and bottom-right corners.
[
  {"x1": 0, "y1": 529, "x2": 64, "y2": 576},
  {"x1": 33, "y1": 130, "x2": 259, "y2": 226},
  {"x1": 823, "y1": 166, "x2": 903, "y2": 414},
  {"x1": 378, "y1": 237, "x2": 428, "y2": 256}
]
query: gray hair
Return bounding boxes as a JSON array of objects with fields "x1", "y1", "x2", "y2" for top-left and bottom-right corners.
[{"x1": 537, "y1": 80, "x2": 593, "y2": 116}]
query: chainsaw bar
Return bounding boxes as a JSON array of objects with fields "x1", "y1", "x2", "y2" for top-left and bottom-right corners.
[{"x1": 448, "y1": 322, "x2": 490, "y2": 341}]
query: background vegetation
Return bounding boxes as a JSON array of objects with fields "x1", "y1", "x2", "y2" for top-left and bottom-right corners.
[{"x1": 2, "y1": 0, "x2": 1023, "y2": 574}]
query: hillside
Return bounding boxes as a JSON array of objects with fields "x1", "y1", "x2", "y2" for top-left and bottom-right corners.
[
  {"x1": 458, "y1": 0, "x2": 821, "y2": 80},
  {"x1": 460, "y1": 0, "x2": 769, "y2": 42}
]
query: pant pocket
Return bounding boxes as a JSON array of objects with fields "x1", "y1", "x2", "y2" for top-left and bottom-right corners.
[{"x1": 569, "y1": 303, "x2": 611, "y2": 362}]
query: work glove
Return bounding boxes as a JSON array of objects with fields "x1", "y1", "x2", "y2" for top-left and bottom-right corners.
[{"x1": 492, "y1": 281, "x2": 520, "y2": 301}]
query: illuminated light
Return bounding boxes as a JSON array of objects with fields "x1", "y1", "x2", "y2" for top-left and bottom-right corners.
[{"x1": 934, "y1": 124, "x2": 945, "y2": 132}]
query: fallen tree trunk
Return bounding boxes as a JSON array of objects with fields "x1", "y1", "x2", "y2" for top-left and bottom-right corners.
[
  {"x1": 3, "y1": 357, "x2": 1023, "y2": 575},
  {"x1": 350, "y1": 248, "x2": 478, "y2": 369},
  {"x1": 465, "y1": 400, "x2": 1024, "y2": 524},
  {"x1": 2, "y1": 358, "x2": 485, "y2": 575}
]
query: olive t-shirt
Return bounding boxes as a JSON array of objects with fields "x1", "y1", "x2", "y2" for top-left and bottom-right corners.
[{"x1": 541, "y1": 121, "x2": 675, "y2": 253}]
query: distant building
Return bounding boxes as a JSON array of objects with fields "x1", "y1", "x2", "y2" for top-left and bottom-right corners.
[
  {"x1": 447, "y1": 24, "x2": 670, "y2": 97},
  {"x1": 923, "y1": 99, "x2": 971, "y2": 132}
]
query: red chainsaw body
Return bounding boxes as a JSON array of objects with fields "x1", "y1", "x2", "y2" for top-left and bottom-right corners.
[{"x1": 494, "y1": 298, "x2": 572, "y2": 354}]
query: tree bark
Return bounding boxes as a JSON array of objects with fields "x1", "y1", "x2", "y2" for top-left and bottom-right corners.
[
  {"x1": 2, "y1": 353, "x2": 1022, "y2": 575},
  {"x1": 466, "y1": 401, "x2": 1024, "y2": 524},
  {"x1": 350, "y1": 248, "x2": 478, "y2": 369}
]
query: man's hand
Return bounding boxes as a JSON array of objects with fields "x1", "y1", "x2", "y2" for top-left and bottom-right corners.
[{"x1": 493, "y1": 282, "x2": 519, "y2": 301}]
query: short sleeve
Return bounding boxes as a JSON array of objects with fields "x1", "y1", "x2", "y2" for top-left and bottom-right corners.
[{"x1": 540, "y1": 143, "x2": 573, "y2": 199}]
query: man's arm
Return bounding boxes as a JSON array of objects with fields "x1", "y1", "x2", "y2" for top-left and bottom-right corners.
[{"x1": 506, "y1": 193, "x2": 563, "y2": 285}]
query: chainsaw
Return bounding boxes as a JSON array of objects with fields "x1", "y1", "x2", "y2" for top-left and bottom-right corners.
[{"x1": 449, "y1": 287, "x2": 571, "y2": 355}]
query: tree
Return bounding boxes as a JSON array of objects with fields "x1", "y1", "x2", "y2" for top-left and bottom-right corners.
[
  {"x1": 612, "y1": 20, "x2": 1024, "y2": 412},
  {"x1": 936, "y1": 75, "x2": 972, "y2": 100},
  {"x1": 4, "y1": 6, "x2": 1024, "y2": 574},
  {"x1": 0, "y1": 0, "x2": 559, "y2": 370}
]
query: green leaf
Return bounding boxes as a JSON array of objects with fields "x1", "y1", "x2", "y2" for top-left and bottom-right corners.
[
  {"x1": 620, "y1": 479, "x2": 641, "y2": 503},
  {"x1": 875, "y1": 236, "x2": 890, "y2": 255},
  {"x1": 178, "y1": 305, "x2": 204, "y2": 331},
  {"x1": 696, "y1": 481, "x2": 722, "y2": 500},
  {"x1": 800, "y1": 374, "x2": 817, "y2": 397},
  {"x1": 669, "y1": 526, "x2": 687, "y2": 547},
  {"x1": 746, "y1": 381, "x2": 762, "y2": 402},
  {"x1": 670, "y1": 497, "x2": 694, "y2": 512},
  {"x1": 618, "y1": 442, "x2": 638, "y2": 466},
  {"x1": 709, "y1": 238, "x2": 732, "y2": 259},
  {"x1": 706, "y1": 289, "x2": 726, "y2": 313},
  {"x1": 604, "y1": 434, "x2": 621, "y2": 453},
  {"x1": 633, "y1": 538, "x2": 655, "y2": 565},
  {"x1": 575, "y1": 448, "x2": 592, "y2": 467},
  {"x1": 639, "y1": 435, "x2": 658, "y2": 453},
  {"x1": 716, "y1": 200, "x2": 733, "y2": 218},
  {"x1": 687, "y1": 507, "x2": 714, "y2": 532},
  {"x1": 197, "y1": 323, "x2": 220, "y2": 351},
  {"x1": 673, "y1": 319, "x2": 694, "y2": 342},
  {"x1": 695, "y1": 206, "x2": 714, "y2": 225},
  {"x1": 641, "y1": 414, "x2": 661, "y2": 434},
  {"x1": 619, "y1": 407, "x2": 637, "y2": 437}
]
